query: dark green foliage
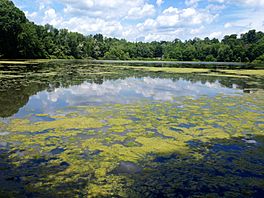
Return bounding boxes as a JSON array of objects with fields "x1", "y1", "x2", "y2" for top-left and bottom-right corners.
[
  {"x1": 1, "y1": 0, "x2": 264, "y2": 62},
  {"x1": 0, "y1": 0, "x2": 28, "y2": 58}
]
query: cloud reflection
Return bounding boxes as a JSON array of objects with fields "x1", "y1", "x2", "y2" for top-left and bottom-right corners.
[{"x1": 15, "y1": 77, "x2": 242, "y2": 116}]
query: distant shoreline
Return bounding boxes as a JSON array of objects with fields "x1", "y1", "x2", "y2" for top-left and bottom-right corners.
[
  {"x1": 91, "y1": 60, "x2": 247, "y2": 66},
  {"x1": 0, "y1": 59, "x2": 247, "y2": 65}
]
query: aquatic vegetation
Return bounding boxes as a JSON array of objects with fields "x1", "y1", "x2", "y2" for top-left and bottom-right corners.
[
  {"x1": 201, "y1": 72, "x2": 250, "y2": 78},
  {"x1": 7, "y1": 117, "x2": 104, "y2": 133},
  {"x1": 108, "y1": 118, "x2": 133, "y2": 126},
  {"x1": 115, "y1": 66, "x2": 210, "y2": 74},
  {"x1": 0, "y1": 74, "x2": 25, "y2": 78},
  {"x1": 1, "y1": 90, "x2": 263, "y2": 197},
  {"x1": 0, "y1": 59, "x2": 52, "y2": 65},
  {"x1": 219, "y1": 69, "x2": 264, "y2": 76},
  {"x1": 0, "y1": 121, "x2": 5, "y2": 129}
]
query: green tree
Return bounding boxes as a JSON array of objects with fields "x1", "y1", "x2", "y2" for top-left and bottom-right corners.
[
  {"x1": 17, "y1": 22, "x2": 45, "y2": 58},
  {"x1": 253, "y1": 54, "x2": 264, "y2": 63},
  {"x1": 1, "y1": 1, "x2": 264, "y2": 63},
  {"x1": 217, "y1": 45, "x2": 233, "y2": 62},
  {"x1": 205, "y1": 55, "x2": 217, "y2": 62},
  {"x1": 0, "y1": 0, "x2": 28, "y2": 58}
]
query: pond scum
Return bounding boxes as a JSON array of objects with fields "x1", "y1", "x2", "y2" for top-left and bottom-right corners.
[{"x1": 0, "y1": 90, "x2": 264, "y2": 197}]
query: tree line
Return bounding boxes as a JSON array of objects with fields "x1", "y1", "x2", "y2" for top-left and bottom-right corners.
[{"x1": 1, "y1": 0, "x2": 264, "y2": 63}]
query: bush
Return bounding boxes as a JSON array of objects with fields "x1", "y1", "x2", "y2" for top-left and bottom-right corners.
[
  {"x1": 205, "y1": 55, "x2": 217, "y2": 62},
  {"x1": 253, "y1": 54, "x2": 264, "y2": 63}
]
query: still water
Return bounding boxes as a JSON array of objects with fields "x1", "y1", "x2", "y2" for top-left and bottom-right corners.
[{"x1": 0, "y1": 61, "x2": 264, "y2": 197}]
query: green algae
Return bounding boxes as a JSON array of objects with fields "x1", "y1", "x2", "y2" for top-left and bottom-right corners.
[
  {"x1": 1, "y1": 91, "x2": 264, "y2": 197},
  {"x1": 78, "y1": 71, "x2": 117, "y2": 75},
  {"x1": 108, "y1": 118, "x2": 133, "y2": 126},
  {"x1": 0, "y1": 74, "x2": 25, "y2": 78},
  {"x1": 219, "y1": 69, "x2": 264, "y2": 76},
  {"x1": 115, "y1": 66, "x2": 210, "y2": 74},
  {"x1": 0, "y1": 59, "x2": 52, "y2": 65},
  {"x1": 0, "y1": 121, "x2": 5, "y2": 129},
  {"x1": 7, "y1": 117, "x2": 104, "y2": 132},
  {"x1": 200, "y1": 72, "x2": 250, "y2": 78}
]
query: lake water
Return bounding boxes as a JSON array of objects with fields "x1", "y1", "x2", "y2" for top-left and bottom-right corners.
[{"x1": 0, "y1": 61, "x2": 264, "y2": 197}]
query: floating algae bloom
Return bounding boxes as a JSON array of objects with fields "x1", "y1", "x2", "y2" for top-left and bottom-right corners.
[
  {"x1": 1, "y1": 61, "x2": 264, "y2": 196},
  {"x1": 0, "y1": 90, "x2": 263, "y2": 197}
]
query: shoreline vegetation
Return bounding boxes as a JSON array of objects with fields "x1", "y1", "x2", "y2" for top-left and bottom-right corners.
[
  {"x1": 1, "y1": 0, "x2": 264, "y2": 64},
  {"x1": 0, "y1": 59, "x2": 248, "y2": 65}
]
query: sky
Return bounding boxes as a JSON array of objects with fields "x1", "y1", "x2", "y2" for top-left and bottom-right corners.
[{"x1": 12, "y1": 0, "x2": 264, "y2": 42}]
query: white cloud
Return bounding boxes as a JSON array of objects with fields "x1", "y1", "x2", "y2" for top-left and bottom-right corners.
[
  {"x1": 155, "y1": 6, "x2": 216, "y2": 28},
  {"x1": 209, "y1": 0, "x2": 226, "y2": 3},
  {"x1": 43, "y1": 8, "x2": 62, "y2": 26},
  {"x1": 32, "y1": 0, "x2": 219, "y2": 42},
  {"x1": 206, "y1": 4, "x2": 226, "y2": 11},
  {"x1": 156, "y1": 0, "x2": 164, "y2": 6},
  {"x1": 123, "y1": 5, "x2": 218, "y2": 41},
  {"x1": 238, "y1": 0, "x2": 264, "y2": 6},
  {"x1": 221, "y1": 8, "x2": 264, "y2": 35},
  {"x1": 209, "y1": 31, "x2": 222, "y2": 39},
  {"x1": 208, "y1": 0, "x2": 264, "y2": 8},
  {"x1": 224, "y1": 22, "x2": 232, "y2": 28},
  {"x1": 190, "y1": 26, "x2": 205, "y2": 34},
  {"x1": 24, "y1": 11, "x2": 38, "y2": 20},
  {"x1": 60, "y1": 0, "x2": 149, "y2": 20},
  {"x1": 61, "y1": 17, "x2": 123, "y2": 37},
  {"x1": 185, "y1": 0, "x2": 201, "y2": 7},
  {"x1": 127, "y1": 4, "x2": 155, "y2": 19},
  {"x1": 213, "y1": 0, "x2": 264, "y2": 7},
  {"x1": 15, "y1": 0, "x2": 263, "y2": 42},
  {"x1": 44, "y1": 8, "x2": 56, "y2": 19}
]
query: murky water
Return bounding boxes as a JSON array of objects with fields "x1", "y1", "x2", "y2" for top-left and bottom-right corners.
[{"x1": 0, "y1": 61, "x2": 264, "y2": 197}]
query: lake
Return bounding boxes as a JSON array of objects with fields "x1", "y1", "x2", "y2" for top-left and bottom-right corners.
[{"x1": 0, "y1": 60, "x2": 264, "y2": 197}]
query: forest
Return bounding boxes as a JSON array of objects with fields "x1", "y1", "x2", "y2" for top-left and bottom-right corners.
[{"x1": 1, "y1": 0, "x2": 264, "y2": 63}]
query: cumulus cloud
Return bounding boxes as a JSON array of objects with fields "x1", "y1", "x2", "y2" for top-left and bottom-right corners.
[
  {"x1": 60, "y1": 0, "x2": 149, "y2": 19},
  {"x1": 237, "y1": 0, "x2": 264, "y2": 6},
  {"x1": 43, "y1": 8, "x2": 63, "y2": 26},
  {"x1": 208, "y1": 0, "x2": 226, "y2": 3},
  {"x1": 209, "y1": 31, "x2": 222, "y2": 39},
  {"x1": 61, "y1": 17, "x2": 123, "y2": 37},
  {"x1": 24, "y1": 11, "x2": 38, "y2": 20},
  {"x1": 12, "y1": 0, "x2": 264, "y2": 41},
  {"x1": 119, "y1": 6, "x2": 215, "y2": 41},
  {"x1": 156, "y1": 0, "x2": 164, "y2": 6},
  {"x1": 224, "y1": 22, "x2": 232, "y2": 28},
  {"x1": 211, "y1": 0, "x2": 264, "y2": 7},
  {"x1": 126, "y1": 4, "x2": 155, "y2": 19},
  {"x1": 32, "y1": 0, "x2": 220, "y2": 41},
  {"x1": 159, "y1": 6, "x2": 214, "y2": 27},
  {"x1": 185, "y1": 0, "x2": 201, "y2": 7}
]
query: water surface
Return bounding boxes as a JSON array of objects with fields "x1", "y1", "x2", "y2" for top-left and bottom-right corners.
[{"x1": 0, "y1": 61, "x2": 264, "y2": 197}]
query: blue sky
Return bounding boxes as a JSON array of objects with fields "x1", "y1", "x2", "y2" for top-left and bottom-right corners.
[{"x1": 12, "y1": 0, "x2": 264, "y2": 41}]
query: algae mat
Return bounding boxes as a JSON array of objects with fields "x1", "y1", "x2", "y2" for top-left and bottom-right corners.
[{"x1": 0, "y1": 92, "x2": 264, "y2": 197}]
